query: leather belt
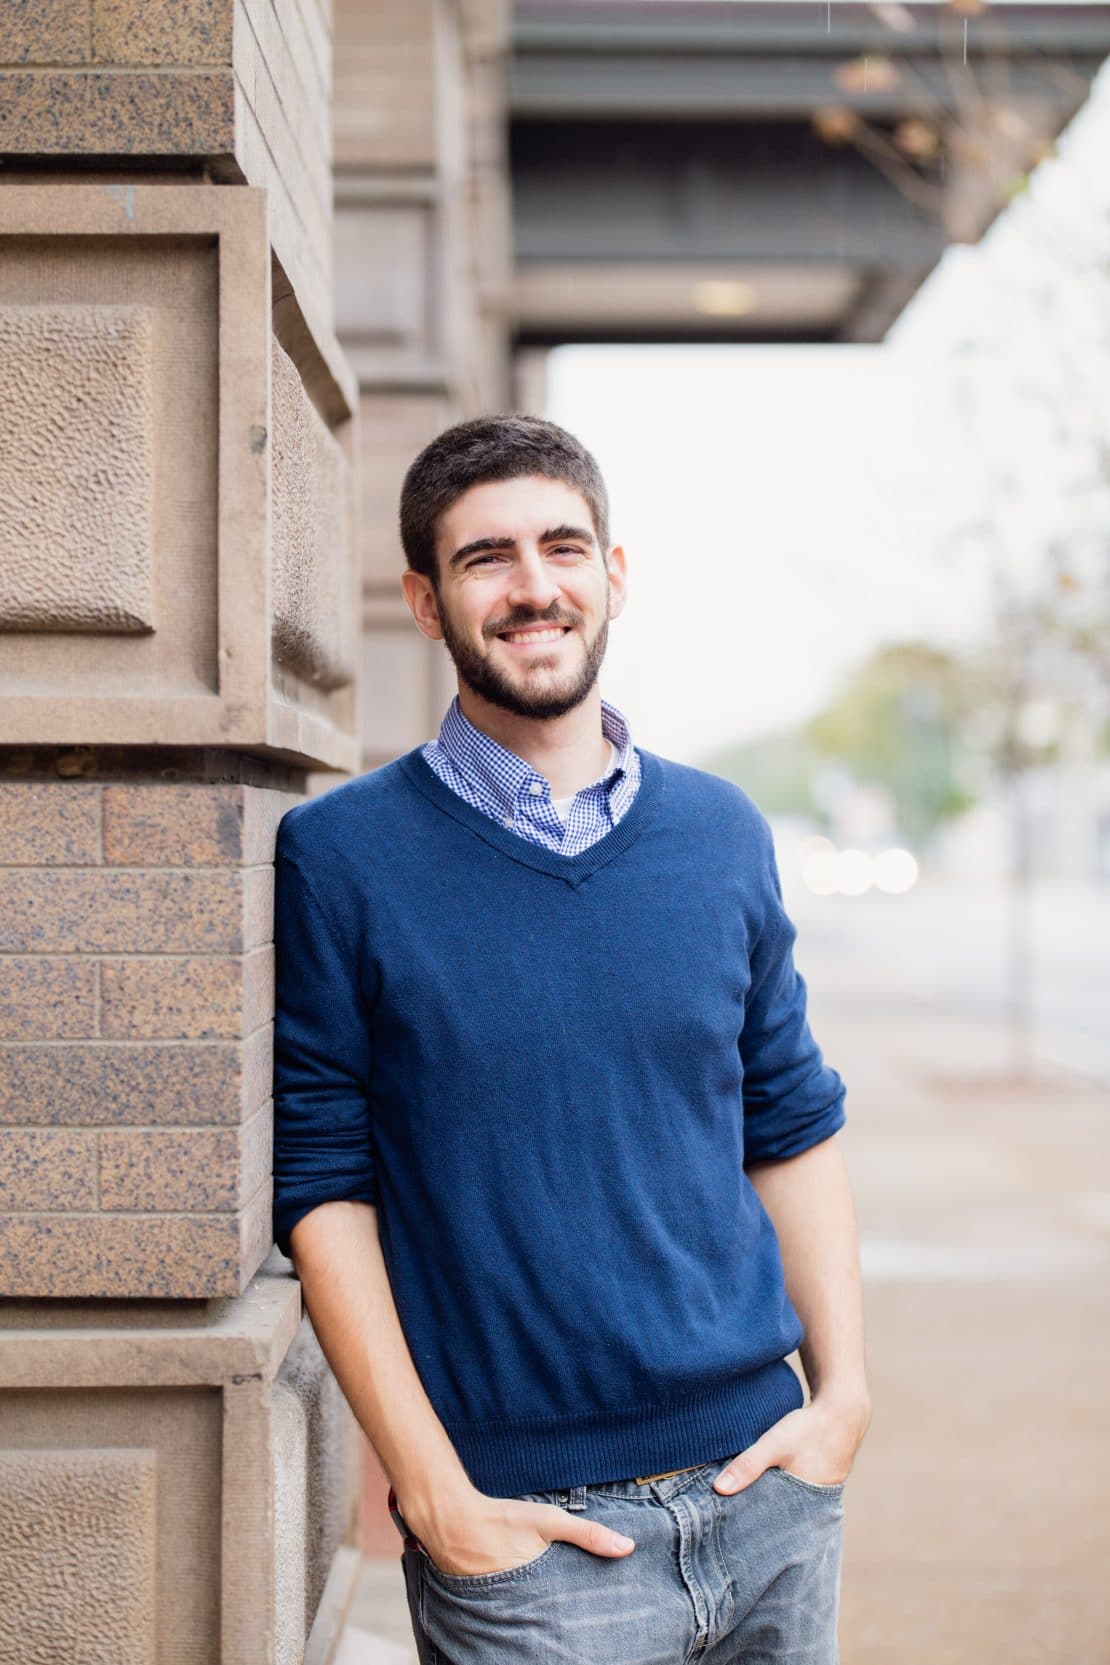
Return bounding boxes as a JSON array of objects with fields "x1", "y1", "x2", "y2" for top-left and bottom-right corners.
[{"x1": 634, "y1": 1463, "x2": 701, "y2": 1485}]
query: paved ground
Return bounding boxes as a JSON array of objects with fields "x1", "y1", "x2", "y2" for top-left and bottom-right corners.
[
  {"x1": 344, "y1": 934, "x2": 1110, "y2": 1662},
  {"x1": 811, "y1": 992, "x2": 1110, "y2": 1665}
]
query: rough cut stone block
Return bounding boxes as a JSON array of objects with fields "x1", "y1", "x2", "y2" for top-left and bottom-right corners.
[
  {"x1": 0, "y1": 957, "x2": 96, "y2": 1040},
  {"x1": 0, "y1": 1130, "x2": 98, "y2": 1212},
  {"x1": 271, "y1": 336, "x2": 357, "y2": 693},
  {"x1": 0, "y1": 305, "x2": 154, "y2": 633},
  {"x1": 102, "y1": 782, "x2": 301, "y2": 866},
  {"x1": 99, "y1": 947, "x2": 274, "y2": 1039},
  {"x1": 0, "y1": 782, "x2": 101, "y2": 865},
  {"x1": 99, "y1": 1105, "x2": 272, "y2": 1212},
  {"x1": 0, "y1": 1178, "x2": 271, "y2": 1296},
  {"x1": 0, "y1": 187, "x2": 356, "y2": 771},
  {"x1": 0, "y1": 1280, "x2": 350, "y2": 1659},
  {"x1": 92, "y1": 0, "x2": 234, "y2": 65},
  {"x1": 0, "y1": 1447, "x2": 156, "y2": 1665},
  {"x1": 0, "y1": 1027, "x2": 273, "y2": 1127},
  {"x1": 0, "y1": 867, "x2": 271, "y2": 954},
  {"x1": 275, "y1": 1317, "x2": 363, "y2": 1633}
]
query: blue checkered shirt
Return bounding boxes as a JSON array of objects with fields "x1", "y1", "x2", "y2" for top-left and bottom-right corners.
[{"x1": 422, "y1": 695, "x2": 641, "y2": 856}]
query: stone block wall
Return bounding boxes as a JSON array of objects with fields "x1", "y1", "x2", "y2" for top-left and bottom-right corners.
[
  {"x1": 0, "y1": 184, "x2": 358, "y2": 766},
  {"x1": 0, "y1": 0, "x2": 333, "y2": 346},
  {"x1": 0, "y1": 778, "x2": 299, "y2": 1298},
  {"x1": 0, "y1": 1276, "x2": 356, "y2": 1665}
]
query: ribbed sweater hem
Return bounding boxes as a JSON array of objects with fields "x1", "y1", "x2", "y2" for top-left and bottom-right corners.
[{"x1": 445, "y1": 1358, "x2": 805, "y2": 1497}]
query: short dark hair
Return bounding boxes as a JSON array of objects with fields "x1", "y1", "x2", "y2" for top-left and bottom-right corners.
[{"x1": 399, "y1": 414, "x2": 611, "y2": 583}]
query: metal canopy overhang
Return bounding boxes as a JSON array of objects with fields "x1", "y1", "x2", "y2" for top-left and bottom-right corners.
[{"x1": 509, "y1": 1, "x2": 1110, "y2": 345}]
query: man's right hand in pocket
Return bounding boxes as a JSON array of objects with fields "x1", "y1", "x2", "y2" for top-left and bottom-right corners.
[{"x1": 405, "y1": 1490, "x2": 636, "y2": 1578}]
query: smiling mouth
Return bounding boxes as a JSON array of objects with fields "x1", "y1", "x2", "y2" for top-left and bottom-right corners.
[{"x1": 497, "y1": 625, "x2": 572, "y2": 646}]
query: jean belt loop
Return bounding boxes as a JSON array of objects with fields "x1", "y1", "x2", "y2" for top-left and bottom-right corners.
[{"x1": 566, "y1": 1484, "x2": 588, "y2": 1511}]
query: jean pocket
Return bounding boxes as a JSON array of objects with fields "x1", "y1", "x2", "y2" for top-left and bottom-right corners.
[
  {"x1": 418, "y1": 1538, "x2": 560, "y2": 1592},
  {"x1": 768, "y1": 1466, "x2": 845, "y2": 1497}
]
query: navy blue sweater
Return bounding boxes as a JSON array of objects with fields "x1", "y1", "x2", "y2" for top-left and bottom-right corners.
[{"x1": 272, "y1": 746, "x2": 846, "y2": 1496}]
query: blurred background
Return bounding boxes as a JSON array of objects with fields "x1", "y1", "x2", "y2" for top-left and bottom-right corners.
[
  {"x1": 535, "y1": 7, "x2": 1110, "y2": 1091},
  {"x1": 348, "y1": 4, "x2": 1110, "y2": 1661}
]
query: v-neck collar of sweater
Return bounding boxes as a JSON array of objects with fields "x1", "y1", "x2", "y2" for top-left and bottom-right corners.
[{"x1": 398, "y1": 745, "x2": 665, "y2": 888}]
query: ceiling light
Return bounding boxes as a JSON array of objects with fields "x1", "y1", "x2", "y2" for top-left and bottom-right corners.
[{"x1": 693, "y1": 281, "x2": 757, "y2": 318}]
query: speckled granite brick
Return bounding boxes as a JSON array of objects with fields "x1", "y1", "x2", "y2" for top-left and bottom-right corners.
[
  {"x1": 102, "y1": 783, "x2": 301, "y2": 866},
  {"x1": 0, "y1": 958, "x2": 96, "y2": 1040},
  {"x1": 239, "y1": 1173, "x2": 274, "y2": 1288},
  {"x1": 99, "y1": 947, "x2": 274, "y2": 1039},
  {"x1": 0, "y1": 1130, "x2": 97, "y2": 1211},
  {"x1": 92, "y1": 0, "x2": 233, "y2": 66},
  {"x1": 244, "y1": 864, "x2": 274, "y2": 950},
  {"x1": 0, "y1": 1448, "x2": 156, "y2": 1665},
  {"x1": 0, "y1": 869, "x2": 265, "y2": 954},
  {"x1": 0, "y1": 1027, "x2": 273, "y2": 1126},
  {"x1": 0, "y1": 1210, "x2": 245, "y2": 1297},
  {"x1": 1, "y1": 0, "x2": 90, "y2": 65},
  {"x1": 240, "y1": 1098, "x2": 273, "y2": 1201},
  {"x1": 0, "y1": 783, "x2": 101, "y2": 865},
  {"x1": 0, "y1": 71, "x2": 235, "y2": 155},
  {"x1": 100, "y1": 1104, "x2": 272, "y2": 1211}
]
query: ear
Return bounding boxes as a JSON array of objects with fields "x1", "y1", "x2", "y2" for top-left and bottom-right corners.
[
  {"x1": 604, "y1": 544, "x2": 628, "y2": 621},
  {"x1": 401, "y1": 568, "x2": 445, "y2": 642}
]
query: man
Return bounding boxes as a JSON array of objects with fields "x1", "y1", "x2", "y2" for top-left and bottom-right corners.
[{"x1": 272, "y1": 415, "x2": 870, "y2": 1664}]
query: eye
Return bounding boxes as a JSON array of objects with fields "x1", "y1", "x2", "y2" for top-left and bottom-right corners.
[
  {"x1": 550, "y1": 545, "x2": 585, "y2": 557},
  {"x1": 468, "y1": 553, "x2": 505, "y2": 568}
]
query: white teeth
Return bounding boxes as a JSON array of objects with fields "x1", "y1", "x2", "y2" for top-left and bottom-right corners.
[{"x1": 502, "y1": 627, "x2": 567, "y2": 644}]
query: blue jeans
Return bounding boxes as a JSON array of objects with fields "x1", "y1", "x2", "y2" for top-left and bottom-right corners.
[{"x1": 390, "y1": 1457, "x2": 843, "y2": 1664}]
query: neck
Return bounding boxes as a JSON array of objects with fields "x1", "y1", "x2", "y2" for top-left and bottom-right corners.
[{"x1": 456, "y1": 683, "x2": 612, "y2": 799}]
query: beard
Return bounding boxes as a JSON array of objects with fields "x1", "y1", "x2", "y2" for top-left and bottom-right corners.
[{"x1": 435, "y1": 590, "x2": 610, "y2": 720}]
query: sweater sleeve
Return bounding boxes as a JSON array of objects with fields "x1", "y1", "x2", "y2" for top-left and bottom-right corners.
[
  {"x1": 271, "y1": 812, "x2": 377, "y2": 1257},
  {"x1": 740, "y1": 819, "x2": 846, "y2": 1166}
]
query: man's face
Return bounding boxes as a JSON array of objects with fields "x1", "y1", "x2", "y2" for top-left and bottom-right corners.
[{"x1": 404, "y1": 475, "x2": 626, "y2": 721}]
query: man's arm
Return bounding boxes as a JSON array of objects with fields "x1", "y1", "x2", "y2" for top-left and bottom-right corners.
[
  {"x1": 288, "y1": 1199, "x2": 481, "y2": 1549},
  {"x1": 291, "y1": 1198, "x2": 639, "y2": 1571},
  {"x1": 712, "y1": 818, "x2": 869, "y2": 1494},
  {"x1": 289, "y1": 1197, "x2": 638, "y2": 1574},
  {"x1": 711, "y1": 1135, "x2": 870, "y2": 1495}
]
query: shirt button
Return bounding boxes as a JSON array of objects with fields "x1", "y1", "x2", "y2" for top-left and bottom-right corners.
[
  {"x1": 528, "y1": 781, "x2": 544, "y2": 796},
  {"x1": 503, "y1": 815, "x2": 513, "y2": 827}
]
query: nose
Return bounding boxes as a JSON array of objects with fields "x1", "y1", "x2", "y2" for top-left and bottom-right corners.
[{"x1": 506, "y1": 546, "x2": 561, "y2": 613}]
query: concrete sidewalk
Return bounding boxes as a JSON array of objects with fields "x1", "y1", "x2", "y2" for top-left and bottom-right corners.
[
  {"x1": 820, "y1": 994, "x2": 1110, "y2": 1665},
  {"x1": 344, "y1": 987, "x2": 1110, "y2": 1662}
]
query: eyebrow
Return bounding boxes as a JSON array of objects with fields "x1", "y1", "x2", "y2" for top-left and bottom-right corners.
[{"x1": 448, "y1": 526, "x2": 595, "y2": 570}]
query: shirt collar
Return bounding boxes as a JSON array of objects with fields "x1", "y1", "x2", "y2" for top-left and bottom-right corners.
[
  {"x1": 437, "y1": 694, "x2": 635, "y2": 815},
  {"x1": 598, "y1": 699, "x2": 635, "y2": 787}
]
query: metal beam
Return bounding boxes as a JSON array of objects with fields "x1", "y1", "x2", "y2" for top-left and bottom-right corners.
[{"x1": 508, "y1": 1, "x2": 1110, "y2": 344}]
